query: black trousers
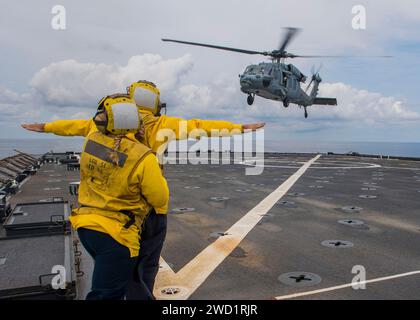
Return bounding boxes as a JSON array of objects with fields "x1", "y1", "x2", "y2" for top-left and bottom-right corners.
[
  {"x1": 126, "y1": 209, "x2": 168, "y2": 300},
  {"x1": 77, "y1": 228, "x2": 137, "y2": 300}
]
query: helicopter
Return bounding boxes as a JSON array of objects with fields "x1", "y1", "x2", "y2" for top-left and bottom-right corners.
[{"x1": 162, "y1": 28, "x2": 390, "y2": 118}]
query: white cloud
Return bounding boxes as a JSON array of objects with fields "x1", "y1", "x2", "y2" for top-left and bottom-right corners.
[
  {"x1": 169, "y1": 74, "x2": 420, "y2": 127},
  {"x1": 316, "y1": 82, "x2": 420, "y2": 122},
  {"x1": 1, "y1": 54, "x2": 419, "y2": 140},
  {"x1": 29, "y1": 54, "x2": 194, "y2": 108}
]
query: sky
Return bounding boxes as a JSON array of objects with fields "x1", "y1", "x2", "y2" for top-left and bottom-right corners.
[{"x1": 0, "y1": 0, "x2": 420, "y2": 142}]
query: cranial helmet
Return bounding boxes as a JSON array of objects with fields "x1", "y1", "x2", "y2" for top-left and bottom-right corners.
[
  {"x1": 93, "y1": 94, "x2": 143, "y2": 135},
  {"x1": 127, "y1": 80, "x2": 165, "y2": 115}
]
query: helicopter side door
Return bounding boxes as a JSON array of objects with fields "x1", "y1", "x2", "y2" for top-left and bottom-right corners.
[{"x1": 287, "y1": 74, "x2": 298, "y2": 93}]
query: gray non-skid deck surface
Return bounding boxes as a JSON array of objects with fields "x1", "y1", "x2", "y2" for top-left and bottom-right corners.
[
  {"x1": 9, "y1": 163, "x2": 79, "y2": 206},
  {"x1": 161, "y1": 155, "x2": 420, "y2": 299},
  {"x1": 2, "y1": 155, "x2": 420, "y2": 300},
  {"x1": 0, "y1": 235, "x2": 65, "y2": 290}
]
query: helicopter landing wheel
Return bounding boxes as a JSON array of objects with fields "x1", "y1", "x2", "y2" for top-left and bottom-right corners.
[
  {"x1": 247, "y1": 94, "x2": 254, "y2": 106},
  {"x1": 304, "y1": 107, "x2": 308, "y2": 118},
  {"x1": 283, "y1": 99, "x2": 290, "y2": 108}
]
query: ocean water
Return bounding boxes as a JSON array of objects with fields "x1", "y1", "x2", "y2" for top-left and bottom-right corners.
[
  {"x1": 1, "y1": 138, "x2": 420, "y2": 159},
  {"x1": 0, "y1": 138, "x2": 85, "y2": 158},
  {"x1": 264, "y1": 140, "x2": 420, "y2": 158}
]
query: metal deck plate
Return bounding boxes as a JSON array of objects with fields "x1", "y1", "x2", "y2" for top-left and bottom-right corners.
[{"x1": 0, "y1": 234, "x2": 75, "y2": 299}]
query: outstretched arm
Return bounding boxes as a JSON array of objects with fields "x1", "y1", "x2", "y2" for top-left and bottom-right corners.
[
  {"x1": 22, "y1": 119, "x2": 95, "y2": 137},
  {"x1": 156, "y1": 115, "x2": 265, "y2": 139}
]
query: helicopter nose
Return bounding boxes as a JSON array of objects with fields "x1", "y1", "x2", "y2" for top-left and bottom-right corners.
[{"x1": 239, "y1": 75, "x2": 253, "y2": 89}]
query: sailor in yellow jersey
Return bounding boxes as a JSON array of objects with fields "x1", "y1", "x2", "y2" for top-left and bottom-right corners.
[
  {"x1": 69, "y1": 94, "x2": 169, "y2": 300},
  {"x1": 22, "y1": 80, "x2": 265, "y2": 300}
]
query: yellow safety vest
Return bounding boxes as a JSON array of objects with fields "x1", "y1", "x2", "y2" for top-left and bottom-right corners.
[{"x1": 70, "y1": 131, "x2": 152, "y2": 257}]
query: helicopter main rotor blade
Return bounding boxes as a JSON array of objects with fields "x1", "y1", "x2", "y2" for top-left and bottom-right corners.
[
  {"x1": 162, "y1": 38, "x2": 267, "y2": 55},
  {"x1": 278, "y1": 27, "x2": 300, "y2": 53},
  {"x1": 288, "y1": 54, "x2": 393, "y2": 58}
]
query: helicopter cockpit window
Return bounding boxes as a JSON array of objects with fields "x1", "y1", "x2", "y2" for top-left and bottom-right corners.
[{"x1": 245, "y1": 66, "x2": 257, "y2": 74}]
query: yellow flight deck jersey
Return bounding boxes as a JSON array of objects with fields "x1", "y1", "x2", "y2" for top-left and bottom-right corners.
[
  {"x1": 44, "y1": 111, "x2": 243, "y2": 212},
  {"x1": 71, "y1": 131, "x2": 169, "y2": 257},
  {"x1": 44, "y1": 110, "x2": 244, "y2": 156}
]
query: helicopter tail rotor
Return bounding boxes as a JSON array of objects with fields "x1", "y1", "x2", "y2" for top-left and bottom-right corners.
[{"x1": 305, "y1": 63, "x2": 323, "y2": 93}]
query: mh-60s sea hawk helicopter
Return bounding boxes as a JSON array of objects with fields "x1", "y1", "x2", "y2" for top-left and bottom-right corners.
[{"x1": 162, "y1": 28, "x2": 390, "y2": 118}]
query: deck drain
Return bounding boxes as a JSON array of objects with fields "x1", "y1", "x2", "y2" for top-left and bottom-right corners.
[
  {"x1": 184, "y1": 186, "x2": 200, "y2": 190},
  {"x1": 372, "y1": 177, "x2": 384, "y2": 181},
  {"x1": 161, "y1": 287, "x2": 181, "y2": 295},
  {"x1": 361, "y1": 187, "x2": 377, "y2": 191},
  {"x1": 209, "y1": 196, "x2": 230, "y2": 202},
  {"x1": 251, "y1": 183, "x2": 265, "y2": 187},
  {"x1": 208, "y1": 231, "x2": 230, "y2": 240},
  {"x1": 208, "y1": 180, "x2": 223, "y2": 184},
  {"x1": 278, "y1": 272, "x2": 322, "y2": 287},
  {"x1": 338, "y1": 219, "x2": 365, "y2": 226},
  {"x1": 223, "y1": 176, "x2": 236, "y2": 180},
  {"x1": 171, "y1": 207, "x2": 195, "y2": 214},
  {"x1": 277, "y1": 200, "x2": 297, "y2": 208},
  {"x1": 308, "y1": 185, "x2": 324, "y2": 189},
  {"x1": 166, "y1": 178, "x2": 179, "y2": 182},
  {"x1": 229, "y1": 247, "x2": 248, "y2": 258},
  {"x1": 49, "y1": 174, "x2": 61, "y2": 177},
  {"x1": 315, "y1": 180, "x2": 329, "y2": 183},
  {"x1": 341, "y1": 206, "x2": 363, "y2": 213},
  {"x1": 288, "y1": 192, "x2": 305, "y2": 197},
  {"x1": 235, "y1": 189, "x2": 251, "y2": 193},
  {"x1": 321, "y1": 240, "x2": 354, "y2": 248},
  {"x1": 363, "y1": 182, "x2": 377, "y2": 185},
  {"x1": 43, "y1": 187, "x2": 61, "y2": 191},
  {"x1": 47, "y1": 179, "x2": 61, "y2": 183},
  {"x1": 188, "y1": 175, "x2": 200, "y2": 178},
  {"x1": 208, "y1": 196, "x2": 230, "y2": 208},
  {"x1": 359, "y1": 195, "x2": 377, "y2": 199}
]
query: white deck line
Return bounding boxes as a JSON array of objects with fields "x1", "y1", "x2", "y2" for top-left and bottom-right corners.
[
  {"x1": 154, "y1": 154, "x2": 321, "y2": 300},
  {"x1": 275, "y1": 270, "x2": 420, "y2": 300}
]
